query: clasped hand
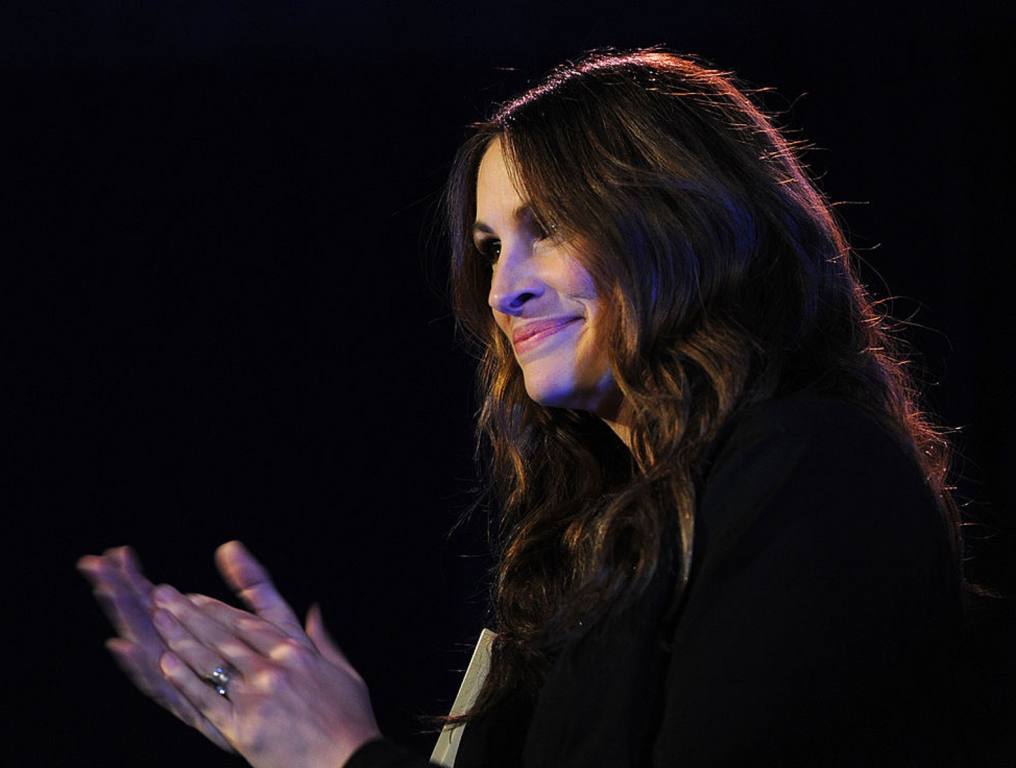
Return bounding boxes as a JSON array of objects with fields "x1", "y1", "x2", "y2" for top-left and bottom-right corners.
[{"x1": 77, "y1": 541, "x2": 382, "y2": 768}]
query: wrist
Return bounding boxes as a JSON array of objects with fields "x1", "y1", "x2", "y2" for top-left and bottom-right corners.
[{"x1": 329, "y1": 728, "x2": 385, "y2": 768}]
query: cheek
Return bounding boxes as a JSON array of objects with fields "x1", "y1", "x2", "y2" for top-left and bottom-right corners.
[
  {"x1": 492, "y1": 312, "x2": 509, "y2": 338},
  {"x1": 560, "y1": 247, "x2": 598, "y2": 293},
  {"x1": 580, "y1": 310, "x2": 613, "y2": 370},
  {"x1": 582, "y1": 304, "x2": 606, "y2": 344}
]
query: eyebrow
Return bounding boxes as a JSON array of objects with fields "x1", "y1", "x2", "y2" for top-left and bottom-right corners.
[{"x1": 472, "y1": 203, "x2": 535, "y2": 237}]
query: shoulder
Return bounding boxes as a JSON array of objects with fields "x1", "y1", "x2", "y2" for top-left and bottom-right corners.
[
  {"x1": 706, "y1": 391, "x2": 911, "y2": 468},
  {"x1": 703, "y1": 390, "x2": 927, "y2": 495},
  {"x1": 694, "y1": 391, "x2": 947, "y2": 578},
  {"x1": 656, "y1": 394, "x2": 964, "y2": 767}
]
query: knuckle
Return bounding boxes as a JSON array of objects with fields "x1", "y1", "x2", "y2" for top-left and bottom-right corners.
[
  {"x1": 220, "y1": 639, "x2": 251, "y2": 659},
  {"x1": 163, "y1": 634, "x2": 187, "y2": 653},
  {"x1": 236, "y1": 616, "x2": 262, "y2": 633},
  {"x1": 256, "y1": 666, "x2": 287, "y2": 691},
  {"x1": 275, "y1": 637, "x2": 313, "y2": 666}
]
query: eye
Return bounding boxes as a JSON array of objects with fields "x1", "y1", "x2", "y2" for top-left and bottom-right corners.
[
  {"x1": 475, "y1": 238, "x2": 501, "y2": 269},
  {"x1": 532, "y1": 216, "x2": 562, "y2": 246}
]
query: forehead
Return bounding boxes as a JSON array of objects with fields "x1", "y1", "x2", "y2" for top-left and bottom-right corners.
[{"x1": 475, "y1": 137, "x2": 525, "y2": 215}]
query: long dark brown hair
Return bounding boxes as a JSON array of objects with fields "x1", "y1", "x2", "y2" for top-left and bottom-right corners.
[{"x1": 427, "y1": 46, "x2": 978, "y2": 731}]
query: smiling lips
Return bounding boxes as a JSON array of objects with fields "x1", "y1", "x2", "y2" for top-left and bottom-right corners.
[{"x1": 512, "y1": 317, "x2": 582, "y2": 351}]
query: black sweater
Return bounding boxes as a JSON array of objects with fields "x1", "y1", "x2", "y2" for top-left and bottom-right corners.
[{"x1": 347, "y1": 393, "x2": 966, "y2": 767}]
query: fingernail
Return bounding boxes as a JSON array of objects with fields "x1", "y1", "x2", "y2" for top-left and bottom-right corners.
[{"x1": 160, "y1": 652, "x2": 180, "y2": 674}]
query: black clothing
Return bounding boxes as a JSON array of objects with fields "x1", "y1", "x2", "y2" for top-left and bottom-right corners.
[{"x1": 348, "y1": 393, "x2": 965, "y2": 767}]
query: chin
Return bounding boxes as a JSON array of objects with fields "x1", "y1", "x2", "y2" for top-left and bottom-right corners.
[
  {"x1": 527, "y1": 381, "x2": 606, "y2": 413},
  {"x1": 523, "y1": 371, "x2": 622, "y2": 417},
  {"x1": 522, "y1": 378, "x2": 576, "y2": 409}
]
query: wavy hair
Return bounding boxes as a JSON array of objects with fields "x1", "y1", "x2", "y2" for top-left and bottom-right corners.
[{"x1": 427, "y1": 46, "x2": 977, "y2": 730}]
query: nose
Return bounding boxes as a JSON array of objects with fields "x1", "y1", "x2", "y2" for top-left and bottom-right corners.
[{"x1": 487, "y1": 238, "x2": 544, "y2": 316}]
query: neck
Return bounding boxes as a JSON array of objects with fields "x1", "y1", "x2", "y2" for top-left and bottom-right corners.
[
  {"x1": 598, "y1": 393, "x2": 634, "y2": 453},
  {"x1": 601, "y1": 415, "x2": 631, "y2": 451}
]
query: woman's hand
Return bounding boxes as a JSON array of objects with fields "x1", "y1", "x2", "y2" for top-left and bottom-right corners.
[
  {"x1": 79, "y1": 541, "x2": 383, "y2": 768},
  {"x1": 151, "y1": 540, "x2": 383, "y2": 768},
  {"x1": 76, "y1": 545, "x2": 236, "y2": 752}
]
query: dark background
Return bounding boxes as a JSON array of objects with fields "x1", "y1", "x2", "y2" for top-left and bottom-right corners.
[{"x1": 5, "y1": 1, "x2": 1014, "y2": 765}]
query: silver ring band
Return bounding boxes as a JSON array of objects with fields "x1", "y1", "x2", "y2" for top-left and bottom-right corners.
[{"x1": 207, "y1": 665, "x2": 232, "y2": 698}]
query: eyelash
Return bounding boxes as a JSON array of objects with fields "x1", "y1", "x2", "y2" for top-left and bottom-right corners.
[
  {"x1": 476, "y1": 239, "x2": 501, "y2": 268},
  {"x1": 474, "y1": 222, "x2": 555, "y2": 270}
]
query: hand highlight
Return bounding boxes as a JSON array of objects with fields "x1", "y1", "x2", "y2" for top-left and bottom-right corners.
[{"x1": 78, "y1": 541, "x2": 382, "y2": 768}]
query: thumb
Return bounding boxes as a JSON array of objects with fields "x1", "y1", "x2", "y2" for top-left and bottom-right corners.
[{"x1": 305, "y1": 602, "x2": 352, "y2": 669}]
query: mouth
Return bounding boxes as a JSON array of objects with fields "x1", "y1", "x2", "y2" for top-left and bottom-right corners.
[{"x1": 513, "y1": 317, "x2": 583, "y2": 355}]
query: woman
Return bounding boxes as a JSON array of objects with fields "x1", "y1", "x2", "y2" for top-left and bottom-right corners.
[{"x1": 78, "y1": 47, "x2": 973, "y2": 767}]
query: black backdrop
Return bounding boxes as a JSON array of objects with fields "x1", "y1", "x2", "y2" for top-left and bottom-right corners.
[{"x1": 6, "y1": 2, "x2": 1014, "y2": 765}]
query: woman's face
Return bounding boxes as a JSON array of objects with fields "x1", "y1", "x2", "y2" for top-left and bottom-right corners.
[{"x1": 474, "y1": 137, "x2": 622, "y2": 420}]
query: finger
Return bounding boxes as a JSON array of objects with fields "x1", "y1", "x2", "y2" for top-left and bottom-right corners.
[
  {"x1": 77, "y1": 554, "x2": 119, "y2": 597},
  {"x1": 79, "y1": 558, "x2": 146, "y2": 644},
  {"x1": 112, "y1": 546, "x2": 158, "y2": 602},
  {"x1": 305, "y1": 603, "x2": 354, "y2": 671},
  {"x1": 214, "y1": 540, "x2": 309, "y2": 644},
  {"x1": 76, "y1": 553, "x2": 105, "y2": 581},
  {"x1": 153, "y1": 606, "x2": 246, "y2": 696},
  {"x1": 158, "y1": 649, "x2": 234, "y2": 733},
  {"x1": 78, "y1": 552, "x2": 145, "y2": 621},
  {"x1": 186, "y1": 593, "x2": 290, "y2": 657},
  {"x1": 104, "y1": 547, "x2": 168, "y2": 647},
  {"x1": 152, "y1": 584, "x2": 262, "y2": 675},
  {"x1": 106, "y1": 638, "x2": 236, "y2": 754},
  {"x1": 100, "y1": 552, "x2": 165, "y2": 648}
]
